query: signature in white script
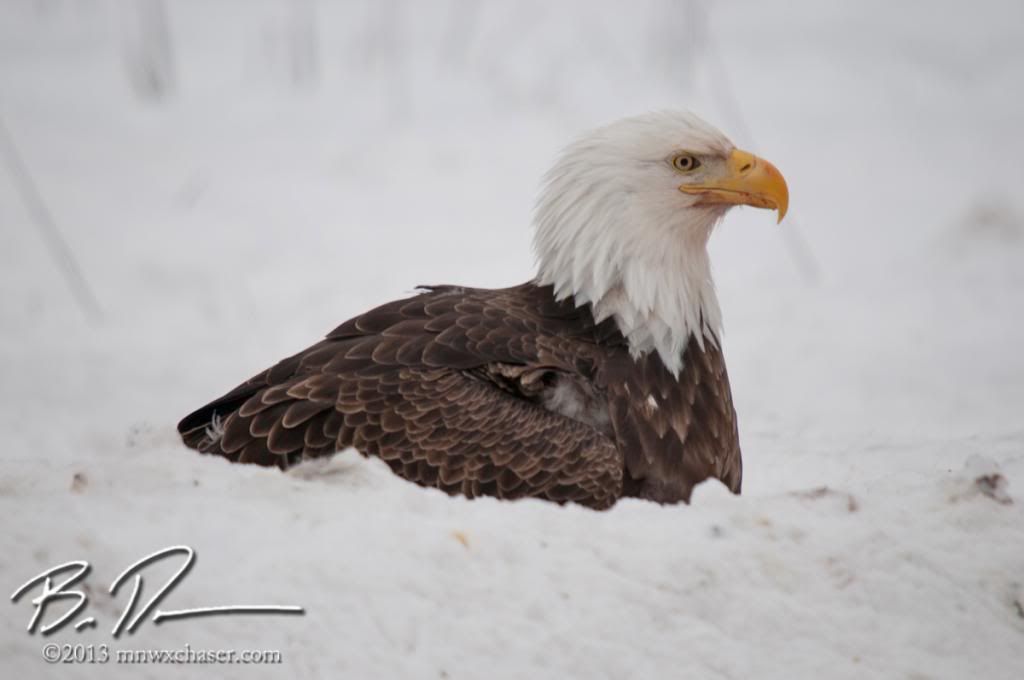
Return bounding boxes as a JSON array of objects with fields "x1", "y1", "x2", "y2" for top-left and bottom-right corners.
[{"x1": 10, "y1": 545, "x2": 304, "y2": 637}]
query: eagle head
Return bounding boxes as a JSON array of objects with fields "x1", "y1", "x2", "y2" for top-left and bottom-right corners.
[{"x1": 532, "y1": 110, "x2": 788, "y2": 375}]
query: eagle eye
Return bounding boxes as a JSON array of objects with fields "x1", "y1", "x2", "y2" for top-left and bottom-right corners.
[{"x1": 671, "y1": 154, "x2": 701, "y2": 173}]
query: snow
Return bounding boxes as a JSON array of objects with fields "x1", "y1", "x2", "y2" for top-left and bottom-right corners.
[{"x1": 1, "y1": 1, "x2": 1022, "y2": 678}]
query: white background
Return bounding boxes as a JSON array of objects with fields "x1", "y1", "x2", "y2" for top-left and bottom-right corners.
[{"x1": 1, "y1": 1, "x2": 1022, "y2": 678}]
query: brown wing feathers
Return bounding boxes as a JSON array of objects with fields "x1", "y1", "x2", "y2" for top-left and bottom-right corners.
[
  {"x1": 178, "y1": 284, "x2": 624, "y2": 509},
  {"x1": 178, "y1": 283, "x2": 741, "y2": 508}
]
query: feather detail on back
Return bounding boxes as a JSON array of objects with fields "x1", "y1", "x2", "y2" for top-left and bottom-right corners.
[{"x1": 179, "y1": 283, "x2": 740, "y2": 507}]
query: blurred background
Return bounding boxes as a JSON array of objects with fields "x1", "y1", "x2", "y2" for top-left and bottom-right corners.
[{"x1": 1, "y1": 0, "x2": 1022, "y2": 492}]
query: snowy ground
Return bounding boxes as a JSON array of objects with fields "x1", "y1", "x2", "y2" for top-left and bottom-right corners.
[{"x1": 2, "y1": 1, "x2": 1023, "y2": 678}]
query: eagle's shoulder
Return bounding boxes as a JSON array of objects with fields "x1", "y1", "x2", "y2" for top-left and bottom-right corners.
[
  {"x1": 328, "y1": 282, "x2": 599, "y2": 337},
  {"x1": 320, "y1": 282, "x2": 612, "y2": 368}
]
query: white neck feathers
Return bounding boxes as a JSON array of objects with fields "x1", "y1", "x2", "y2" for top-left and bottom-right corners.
[{"x1": 531, "y1": 112, "x2": 733, "y2": 376}]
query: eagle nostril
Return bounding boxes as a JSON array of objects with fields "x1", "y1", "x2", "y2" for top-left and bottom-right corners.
[{"x1": 739, "y1": 162, "x2": 752, "y2": 173}]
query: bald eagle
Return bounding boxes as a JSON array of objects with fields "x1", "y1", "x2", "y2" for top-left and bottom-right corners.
[{"x1": 178, "y1": 111, "x2": 788, "y2": 509}]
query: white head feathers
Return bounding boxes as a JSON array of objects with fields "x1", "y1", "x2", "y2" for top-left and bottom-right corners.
[{"x1": 532, "y1": 110, "x2": 736, "y2": 376}]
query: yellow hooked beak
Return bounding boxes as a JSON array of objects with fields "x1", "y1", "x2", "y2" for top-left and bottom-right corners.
[{"x1": 679, "y1": 149, "x2": 789, "y2": 223}]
